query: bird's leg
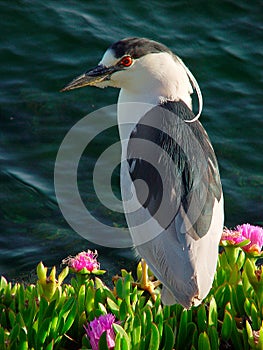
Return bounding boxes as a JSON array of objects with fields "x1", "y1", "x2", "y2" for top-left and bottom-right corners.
[
  {"x1": 134, "y1": 259, "x2": 161, "y2": 301},
  {"x1": 112, "y1": 259, "x2": 161, "y2": 301},
  {"x1": 141, "y1": 258, "x2": 149, "y2": 288}
]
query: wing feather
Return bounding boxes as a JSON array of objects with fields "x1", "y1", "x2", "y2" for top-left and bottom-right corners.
[{"x1": 127, "y1": 100, "x2": 222, "y2": 239}]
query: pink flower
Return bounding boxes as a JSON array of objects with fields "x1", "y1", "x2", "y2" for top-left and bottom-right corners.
[
  {"x1": 84, "y1": 314, "x2": 116, "y2": 350},
  {"x1": 62, "y1": 250, "x2": 100, "y2": 273},
  {"x1": 221, "y1": 228, "x2": 246, "y2": 246},
  {"x1": 236, "y1": 224, "x2": 263, "y2": 254},
  {"x1": 221, "y1": 224, "x2": 263, "y2": 255}
]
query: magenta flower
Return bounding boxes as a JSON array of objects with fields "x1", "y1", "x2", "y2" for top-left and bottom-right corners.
[
  {"x1": 84, "y1": 314, "x2": 116, "y2": 350},
  {"x1": 221, "y1": 224, "x2": 263, "y2": 255},
  {"x1": 236, "y1": 223, "x2": 263, "y2": 254},
  {"x1": 221, "y1": 228, "x2": 247, "y2": 246},
  {"x1": 62, "y1": 250, "x2": 100, "y2": 273}
]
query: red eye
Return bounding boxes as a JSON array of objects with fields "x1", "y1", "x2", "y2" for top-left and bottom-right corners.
[{"x1": 120, "y1": 56, "x2": 133, "y2": 67}]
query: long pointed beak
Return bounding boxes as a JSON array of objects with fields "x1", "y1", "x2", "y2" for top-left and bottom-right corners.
[{"x1": 60, "y1": 64, "x2": 116, "y2": 92}]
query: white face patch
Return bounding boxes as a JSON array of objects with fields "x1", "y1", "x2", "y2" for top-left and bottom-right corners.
[{"x1": 99, "y1": 49, "x2": 118, "y2": 67}]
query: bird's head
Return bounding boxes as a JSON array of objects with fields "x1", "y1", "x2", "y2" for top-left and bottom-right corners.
[
  {"x1": 61, "y1": 38, "x2": 170, "y2": 90},
  {"x1": 61, "y1": 37, "x2": 202, "y2": 115}
]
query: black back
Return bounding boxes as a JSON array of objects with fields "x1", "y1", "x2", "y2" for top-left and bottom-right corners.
[{"x1": 127, "y1": 100, "x2": 222, "y2": 239}]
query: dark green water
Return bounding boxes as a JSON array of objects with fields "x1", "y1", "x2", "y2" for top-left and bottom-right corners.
[{"x1": 0, "y1": 1, "x2": 262, "y2": 279}]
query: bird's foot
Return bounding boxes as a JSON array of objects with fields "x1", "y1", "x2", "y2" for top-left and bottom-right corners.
[
  {"x1": 133, "y1": 259, "x2": 161, "y2": 301},
  {"x1": 112, "y1": 259, "x2": 161, "y2": 301}
]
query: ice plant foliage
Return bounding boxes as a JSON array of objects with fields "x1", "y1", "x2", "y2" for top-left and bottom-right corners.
[
  {"x1": 1, "y1": 240, "x2": 263, "y2": 349},
  {"x1": 221, "y1": 223, "x2": 263, "y2": 255},
  {"x1": 62, "y1": 250, "x2": 100, "y2": 273},
  {"x1": 84, "y1": 314, "x2": 116, "y2": 350},
  {"x1": 36, "y1": 262, "x2": 69, "y2": 301}
]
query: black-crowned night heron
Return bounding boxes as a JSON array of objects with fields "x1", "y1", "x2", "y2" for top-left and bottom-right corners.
[{"x1": 61, "y1": 37, "x2": 224, "y2": 309}]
